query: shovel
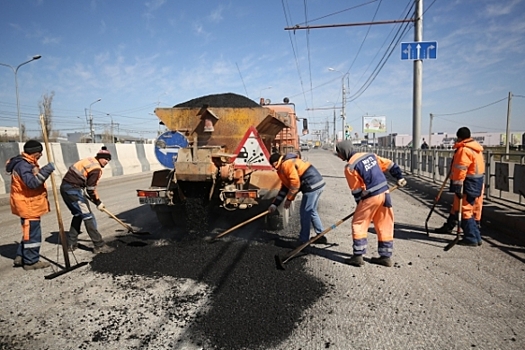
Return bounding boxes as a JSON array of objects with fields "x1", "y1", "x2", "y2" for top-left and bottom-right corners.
[
  {"x1": 100, "y1": 207, "x2": 150, "y2": 235},
  {"x1": 275, "y1": 185, "x2": 399, "y2": 270},
  {"x1": 444, "y1": 189, "x2": 462, "y2": 251},
  {"x1": 205, "y1": 210, "x2": 270, "y2": 242},
  {"x1": 424, "y1": 168, "x2": 451, "y2": 236}
]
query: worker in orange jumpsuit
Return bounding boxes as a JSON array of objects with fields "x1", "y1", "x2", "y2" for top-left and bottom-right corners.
[
  {"x1": 445, "y1": 127, "x2": 485, "y2": 246},
  {"x1": 335, "y1": 141, "x2": 407, "y2": 267}
]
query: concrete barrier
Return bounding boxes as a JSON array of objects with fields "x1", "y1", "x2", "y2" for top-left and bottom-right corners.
[{"x1": 0, "y1": 142, "x2": 163, "y2": 195}]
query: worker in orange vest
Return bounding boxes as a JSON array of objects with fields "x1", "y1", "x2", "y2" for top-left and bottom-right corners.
[{"x1": 7, "y1": 140, "x2": 55, "y2": 270}]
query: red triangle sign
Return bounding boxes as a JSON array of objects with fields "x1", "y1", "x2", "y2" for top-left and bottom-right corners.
[{"x1": 231, "y1": 126, "x2": 273, "y2": 170}]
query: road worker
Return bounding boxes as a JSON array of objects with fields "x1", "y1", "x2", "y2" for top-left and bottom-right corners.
[
  {"x1": 60, "y1": 146, "x2": 115, "y2": 254},
  {"x1": 268, "y1": 152, "x2": 326, "y2": 245},
  {"x1": 440, "y1": 127, "x2": 485, "y2": 246},
  {"x1": 335, "y1": 140, "x2": 407, "y2": 267},
  {"x1": 7, "y1": 140, "x2": 55, "y2": 270}
]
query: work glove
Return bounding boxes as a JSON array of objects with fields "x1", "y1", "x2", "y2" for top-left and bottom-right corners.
[
  {"x1": 97, "y1": 202, "x2": 105, "y2": 211},
  {"x1": 397, "y1": 178, "x2": 407, "y2": 187},
  {"x1": 268, "y1": 204, "x2": 277, "y2": 213},
  {"x1": 46, "y1": 162, "x2": 55, "y2": 171},
  {"x1": 453, "y1": 185, "x2": 463, "y2": 199}
]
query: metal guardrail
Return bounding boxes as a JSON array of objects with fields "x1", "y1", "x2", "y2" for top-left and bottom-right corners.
[{"x1": 361, "y1": 147, "x2": 525, "y2": 208}]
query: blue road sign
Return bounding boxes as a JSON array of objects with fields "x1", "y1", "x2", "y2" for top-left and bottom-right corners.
[
  {"x1": 401, "y1": 41, "x2": 437, "y2": 60},
  {"x1": 154, "y1": 131, "x2": 189, "y2": 169}
]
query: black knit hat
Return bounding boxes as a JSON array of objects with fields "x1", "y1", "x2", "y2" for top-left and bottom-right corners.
[
  {"x1": 23, "y1": 140, "x2": 43, "y2": 154},
  {"x1": 95, "y1": 146, "x2": 112, "y2": 160},
  {"x1": 269, "y1": 153, "x2": 281, "y2": 165}
]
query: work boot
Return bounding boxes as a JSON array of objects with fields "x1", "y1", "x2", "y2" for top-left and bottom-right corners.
[
  {"x1": 434, "y1": 223, "x2": 454, "y2": 234},
  {"x1": 93, "y1": 244, "x2": 115, "y2": 254},
  {"x1": 312, "y1": 235, "x2": 328, "y2": 244},
  {"x1": 370, "y1": 256, "x2": 393, "y2": 267},
  {"x1": 457, "y1": 239, "x2": 478, "y2": 247},
  {"x1": 23, "y1": 261, "x2": 51, "y2": 270},
  {"x1": 345, "y1": 255, "x2": 364, "y2": 267},
  {"x1": 13, "y1": 256, "x2": 23, "y2": 268}
]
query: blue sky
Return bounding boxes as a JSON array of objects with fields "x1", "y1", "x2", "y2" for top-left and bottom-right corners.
[{"x1": 1, "y1": 0, "x2": 524, "y2": 141}]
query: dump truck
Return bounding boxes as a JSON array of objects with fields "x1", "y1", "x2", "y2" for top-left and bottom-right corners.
[{"x1": 136, "y1": 93, "x2": 306, "y2": 232}]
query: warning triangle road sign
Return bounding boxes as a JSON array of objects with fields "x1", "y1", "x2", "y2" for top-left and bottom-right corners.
[{"x1": 231, "y1": 126, "x2": 273, "y2": 170}]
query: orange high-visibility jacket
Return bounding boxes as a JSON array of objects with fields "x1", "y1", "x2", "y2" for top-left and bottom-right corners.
[
  {"x1": 62, "y1": 157, "x2": 103, "y2": 204},
  {"x1": 6, "y1": 153, "x2": 50, "y2": 218},
  {"x1": 450, "y1": 138, "x2": 485, "y2": 198},
  {"x1": 273, "y1": 153, "x2": 325, "y2": 206}
]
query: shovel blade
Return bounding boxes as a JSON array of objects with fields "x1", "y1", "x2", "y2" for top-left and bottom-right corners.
[{"x1": 274, "y1": 255, "x2": 286, "y2": 270}]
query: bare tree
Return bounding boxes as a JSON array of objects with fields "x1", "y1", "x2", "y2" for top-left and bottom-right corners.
[{"x1": 39, "y1": 91, "x2": 55, "y2": 139}]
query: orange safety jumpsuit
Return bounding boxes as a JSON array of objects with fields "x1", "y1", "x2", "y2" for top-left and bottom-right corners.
[
  {"x1": 450, "y1": 138, "x2": 485, "y2": 243},
  {"x1": 344, "y1": 152, "x2": 402, "y2": 257}
]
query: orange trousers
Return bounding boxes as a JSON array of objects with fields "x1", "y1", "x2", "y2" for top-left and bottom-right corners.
[
  {"x1": 451, "y1": 186, "x2": 484, "y2": 221},
  {"x1": 352, "y1": 192, "x2": 394, "y2": 256}
]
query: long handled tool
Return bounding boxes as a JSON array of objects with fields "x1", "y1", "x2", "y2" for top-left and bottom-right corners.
[
  {"x1": 100, "y1": 207, "x2": 150, "y2": 235},
  {"x1": 424, "y1": 168, "x2": 452, "y2": 236},
  {"x1": 205, "y1": 210, "x2": 270, "y2": 242},
  {"x1": 275, "y1": 185, "x2": 399, "y2": 270},
  {"x1": 444, "y1": 190, "x2": 462, "y2": 251},
  {"x1": 39, "y1": 115, "x2": 88, "y2": 280}
]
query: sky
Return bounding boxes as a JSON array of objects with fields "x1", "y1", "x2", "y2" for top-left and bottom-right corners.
[{"x1": 1, "y1": 0, "x2": 524, "y2": 142}]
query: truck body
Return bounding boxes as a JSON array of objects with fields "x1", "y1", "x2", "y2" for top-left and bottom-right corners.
[{"x1": 137, "y1": 93, "x2": 303, "y2": 232}]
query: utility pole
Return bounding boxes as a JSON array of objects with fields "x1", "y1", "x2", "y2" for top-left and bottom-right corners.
[
  {"x1": 89, "y1": 98, "x2": 101, "y2": 143},
  {"x1": 333, "y1": 109, "x2": 337, "y2": 146},
  {"x1": 429, "y1": 113, "x2": 433, "y2": 148},
  {"x1": 505, "y1": 91, "x2": 512, "y2": 158},
  {"x1": 411, "y1": 0, "x2": 423, "y2": 172}
]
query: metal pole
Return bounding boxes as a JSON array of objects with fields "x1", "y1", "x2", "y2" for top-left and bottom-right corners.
[
  {"x1": 341, "y1": 75, "x2": 346, "y2": 139},
  {"x1": 505, "y1": 91, "x2": 512, "y2": 158},
  {"x1": 333, "y1": 108, "x2": 337, "y2": 146},
  {"x1": 429, "y1": 113, "x2": 433, "y2": 148},
  {"x1": 411, "y1": 0, "x2": 423, "y2": 172},
  {"x1": 89, "y1": 98, "x2": 101, "y2": 143},
  {"x1": 0, "y1": 55, "x2": 42, "y2": 142}
]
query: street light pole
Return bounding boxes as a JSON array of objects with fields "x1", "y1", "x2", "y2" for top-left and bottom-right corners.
[
  {"x1": 0, "y1": 55, "x2": 42, "y2": 142},
  {"x1": 259, "y1": 86, "x2": 272, "y2": 101},
  {"x1": 89, "y1": 98, "x2": 101, "y2": 143}
]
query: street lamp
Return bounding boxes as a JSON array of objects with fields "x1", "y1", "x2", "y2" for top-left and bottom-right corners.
[
  {"x1": 328, "y1": 68, "x2": 349, "y2": 140},
  {"x1": 89, "y1": 98, "x2": 101, "y2": 143},
  {"x1": 0, "y1": 55, "x2": 42, "y2": 142},
  {"x1": 259, "y1": 86, "x2": 272, "y2": 100}
]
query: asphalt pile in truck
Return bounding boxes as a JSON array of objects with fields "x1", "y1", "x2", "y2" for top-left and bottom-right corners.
[{"x1": 173, "y1": 93, "x2": 261, "y2": 108}]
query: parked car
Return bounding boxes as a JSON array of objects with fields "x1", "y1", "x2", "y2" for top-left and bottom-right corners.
[{"x1": 300, "y1": 143, "x2": 309, "y2": 151}]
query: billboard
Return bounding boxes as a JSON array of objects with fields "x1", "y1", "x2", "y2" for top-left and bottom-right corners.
[{"x1": 363, "y1": 116, "x2": 387, "y2": 133}]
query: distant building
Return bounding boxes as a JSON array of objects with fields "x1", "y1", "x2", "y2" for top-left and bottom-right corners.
[
  {"x1": 377, "y1": 131, "x2": 525, "y2": 149},
  {"x1": 1, "y1": 126, "x2": 19, "y2": 138}
]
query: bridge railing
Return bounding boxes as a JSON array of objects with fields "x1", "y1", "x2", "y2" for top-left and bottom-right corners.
[{"x1": 359, "y1": 146, "x2": 525, "y2": 208}]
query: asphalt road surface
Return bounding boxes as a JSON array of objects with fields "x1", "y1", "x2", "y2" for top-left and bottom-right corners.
[{"x1": 1, "y1": 149, "x2": 524, "y2": 350}]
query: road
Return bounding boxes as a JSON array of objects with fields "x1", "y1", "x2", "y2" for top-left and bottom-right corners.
[{"x1": 1, "y1": 149, "x2": 524, "y2": 350}]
